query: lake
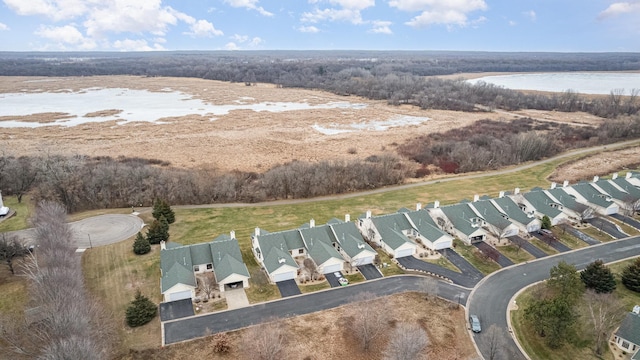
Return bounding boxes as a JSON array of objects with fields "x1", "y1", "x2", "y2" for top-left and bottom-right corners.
[{"x1": 466, "y1": 72, "x2": 640, "y2": 95}]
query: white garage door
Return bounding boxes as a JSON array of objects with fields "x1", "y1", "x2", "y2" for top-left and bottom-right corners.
[
  {"x1": 273, "y1": 271, "x2": 296, "y2": 282},
  {"x1": 168, "y1": 290, "x2": 192, "y2": 301},
  {"x1": 322, "y1": 263, "x2": 343, "y2": 274},
  {"x1": 357, "y1": 256, "x2": 374, "y2": 265},
  {"x1": 395, "y1": 248, "x2": 414, "y2": 258}
]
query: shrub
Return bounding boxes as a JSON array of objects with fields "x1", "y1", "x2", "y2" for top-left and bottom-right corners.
[{"x1": 212, "y1": 333, "x2": 231, "y2": 353}]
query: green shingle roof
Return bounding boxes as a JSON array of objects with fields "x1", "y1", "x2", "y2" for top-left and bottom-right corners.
[
  {"x1": 210, "y1": 235, "x2": 249, "y2": 281},
  {"x1": 616, "y1": 312, "x2": 640, "y2": 347},
  {"x1": 570, "y1": 183, "x2": 615, "y2": 208},
  {"x1": 161, "y1": 262, "x2": 196, "y2": 292},
  {"x1": 492, "y1": 196, "x2": 535, "y2": 226},
  {"x1": 307, "y1": 240, "x2": 342, "y2": 265},
  {"x1": 263, "y1": 246, "x2": 298, "y2": 273},
  {"x1": 596, "y1": 180, "x2": 635, "y2": 202},
  {"x1": 440, "y1": 203, "x2": 483, "y2": 236},
  {"x1": 370, "y1": 213, "x2": 415, "y2": 250},
  {"x1": 522, "y1": 191, "x2": 563, "y2": 218},
  {"x1": 300, "y1": 225, "x2": 343, "y2": 265},
  {"x1": 470, "y1": 200, "x2": 513, "y2": 230},
  {"x1": 330, "y1": 221, "x2": 375, "y2": 258},
  {"x1": 547, "y1": 188, "x2": 586, "y2": 212},
  {"x1": 613, "y1": 178, "x2": 640, "y2": 199},
  {"x1": 405, "y1": 210, "x2": 448, "y2": 241}
]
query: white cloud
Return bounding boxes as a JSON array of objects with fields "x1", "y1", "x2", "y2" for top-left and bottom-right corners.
[
  {"x1": 599, "y1": 2, "x2": 640, "y2": 18},
  {"x1": 389, "y1": 0, "x2": 487, "y2": 28},
  {"x1": 223, "y1": 0, "x2": 273, "y2": 16},
  {"x1": 0, "y1": 22, "x2": 9, "y2": 31},
  {"x1": 224, "y1": 42, "x2": 240, "y2": 50},
  {"x1": 302, "y1": 0, "x2": 374, "y2": 24},
  {"x1": 231, "y1": 34, "x2": 249, "y2": 42},
  {"x1": 298, "y1": 25, "x2": 320, "y2": 33},
  {"x1": 369, "y1": 20, "x2": 393, "y2": 34},
  {"x1": 185, "y1": 19, "x2": 223, "y2": 37},
  {"x1": 250, "y1": 37, "x2": 263, "y2": 46},
  {"x1": 83, "y1": 1, "x2": 183, "y2": 37},
  {"x1": 509, "y1": 20, "x2": 517, "y2": 26},
  {"x1": 302, "y1": 7, "x2": 364, "y2": 24},
  {"x1": 523, "y1": 10, "x2": 536, "y2": 21},
  {"x1": 112, "y1": 38, "x2": 165, "y2": 51},
  {"x1": 34, "y1": 24, "x2": 96, "y2": 49},
  {"x1": 3, "y1": 0, "x2": 88, "y2": 21}
]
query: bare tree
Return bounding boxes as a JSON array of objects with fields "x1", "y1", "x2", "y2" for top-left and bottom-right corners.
[
  {"x1": 303, "y1": 258, "x2": 319, "y2": 281},
  {"x1": 482, "y1": 324, "x2": 507, "y2": 360},
  {"x1": 198, "y1": 272, "x2": 217, "y2": 300},
  {"x1": 582, "y1": 290, "x2": 626, "y2": 355},
  {"x1": 242, "y1": 320, "x2": 287, "y2": 360},
  {"x1": 383, "y1": 322, "x2": 429, "y2": 360},
  {"x1": 0, "y1": 201, "x2": 114, "y2": 360},
  {"x1": 509, "y1": 236, "x2": 525, "y2": 254},
  {"x1": 487, "y1": 219, "x2": 511, "y2": 245},
  {"x1": 418, "y1": 277, "x2": 439, "y2": 302},
  {"x1": 350, "y1": 291, "x2": 390, "y2": 351}
]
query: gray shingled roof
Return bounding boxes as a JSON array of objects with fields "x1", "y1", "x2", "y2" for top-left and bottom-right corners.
[
  {"x1": 522, "y1": 190, "x2": 563, "y2": 218},
  {"x1": 616, "y1": 312, "x2": 640, "y2": 347},
  {"x1": 440, "y1": 203, "x2": 484, "y2": 236},
  {"x1": 492, "y1": 196, "x2": 535, "y2": 226}
]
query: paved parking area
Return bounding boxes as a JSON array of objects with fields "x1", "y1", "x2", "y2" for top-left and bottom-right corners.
[
  {"x1": 276, "y1": 279, "x2": 301, "y2": 297},
  {"x1": 160, "y1": 299, "x2": 195, "y2": 321},
  {"x1": 357, "y1": 264, "x2": 383, "y2": 280},
  {"x1": 225, "y1": 288, "x2": 249, "y2": 309}
]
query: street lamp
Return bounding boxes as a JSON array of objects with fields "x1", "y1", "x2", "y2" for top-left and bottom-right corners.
[{"x1": 88, "y1": 233, "x2": 93, "y2": 249}]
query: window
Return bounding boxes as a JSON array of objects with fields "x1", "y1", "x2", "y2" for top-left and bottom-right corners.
[
  {"x1": 206, "y1": 263, "x2": 213, "y2": 270},
  {"x1": 622, "y1": 340, "x2": 630, "y2": 349},
  {"x1": 298, "y1": 249, "x2": 304, "y2": 254},
  {"x1": 194, "y1": 265, "x2": 200, "y2": 272}
]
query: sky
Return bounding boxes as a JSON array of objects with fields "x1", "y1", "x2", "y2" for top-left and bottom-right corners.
[{"x1": 0, "y1": 0, "x2": 639, "y2": 52}]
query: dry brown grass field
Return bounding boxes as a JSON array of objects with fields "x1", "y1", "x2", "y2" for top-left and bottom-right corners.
[{"x1": 0, "y1": 75, "x2": 609, "y2": 173}]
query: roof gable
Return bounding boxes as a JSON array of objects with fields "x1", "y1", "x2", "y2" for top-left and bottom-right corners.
[
  {"x1": 570, "y1": 183, "x2": 615, "y2": 208},
  {"x1": 161, "y1": 262, "x2": 196, "y2": 293},
  {"x1": 522, "y1": 191, "x2": 563, "y2": 217},
  {"x1": 405, "y1": 210, "x2": 449, "y2": 241},
  {"x1": 617, "y1": 312, "x2": 640, "y2": 346},
  {"x1": 263, "y1": 246, "x2": 298, "y2": 273},
  {"x1": 492, "y1": 196, "x2": 534, "y2": 225},
  {"x1": 440, "y1": 203, "x2": 484, "y2": 236}
]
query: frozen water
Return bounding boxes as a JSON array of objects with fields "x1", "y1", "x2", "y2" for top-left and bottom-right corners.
[{"x1": 312, "y1": 115, "x2": 430, "y2": 135}]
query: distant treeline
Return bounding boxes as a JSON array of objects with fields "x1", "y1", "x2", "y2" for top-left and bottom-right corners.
[
  {"x1": 2, "y1": 115, "x2": 639, "y2": 212},
  {"x1": 1, "y1": 51, "x2": 639, "y2": 117},
  {"x1": 0, "y1": 154, "x2": 410, "y2": 212},
  {"x1": 401, "y1": 114, "x2": 640, "y2": 174}
]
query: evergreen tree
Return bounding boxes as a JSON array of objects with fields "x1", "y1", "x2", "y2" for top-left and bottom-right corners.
[
  {"x1": 146, "y1": 216, "x2": 169, "y2": 245},
  {"x1": 152, "y1": 199, "x2": 175, "y2": 224},
  {"x1": 581, "y1": 259, "x2": 616, "y2": 293},
  {"x1": 622, "y1": 258, "x2": 640, "y2": 292},
  {"x1": 133, "y1": 232, "x2": 151, "y2": 255},
  {"x1": 541, "y1": 215, "x2": 552, "y2": 230},
  {"x1": 548, "y1": 260, "x2": 584, "y2": 302},
  {"x1": 125, "y1": 290, "x2": 157, "y2": 327}
]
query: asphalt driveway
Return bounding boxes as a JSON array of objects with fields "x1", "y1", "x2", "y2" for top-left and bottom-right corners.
[
  {"x1": 326, "y1": 272, "x2": 342, "y2": 288},
  {"x1": 357, "y1": 264, "x2": 382, "y2": 280},
  {"x1": 276, "y1": 279, "x2": 301, "y2": 297},
  {"x1": 396, "y1": 256, "x2": 476, "y2": 287},
  {"x1": 160, "y1": 299, "x2": 194, "y2": 321},
  {"x1": 586, "y1": 217, "x2": 628, "y2": 239},
  {"x1": 473, "y1": 242, "x2": 514, "y2": 267},
  {"x1": 561, "y1": 224, "x2": 600, "y2": 245},
  {"x1": 508, "y1": 235, "x2": 547, "y2": 259},
  {"x1": 438, "y1": 248, "x2": 484, "y2": 284},
  {"x1": 531, "y1": 232, "x2": 571, "y2": 252},
  {"x1": 611, "y1": 214, "x2": 640, "y2": 230}
]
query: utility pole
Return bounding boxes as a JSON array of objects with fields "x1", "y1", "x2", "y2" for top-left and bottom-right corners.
[{"x1": 88, "y1": 233, "x2": 93, "y2": 249}]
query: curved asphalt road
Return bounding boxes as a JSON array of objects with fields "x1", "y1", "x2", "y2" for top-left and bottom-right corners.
[
  {"x1": 6, "y1": 214, "x2": 143, "y2": 249},
  {"x1": 469, "y1": 235, "x2": 640, "y2": 360},
  {"x1": 163, "y1": 275, "x2": 470, "y2": 344}
]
